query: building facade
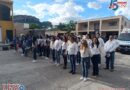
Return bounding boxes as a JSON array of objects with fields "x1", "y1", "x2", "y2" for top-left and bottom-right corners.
[
  {"x1": 76, "y1": 15, "x2": 130, "y2": 38},
  {"x1": 0, "y1": 0, "x2": 14, "y2": 42},
  {"x1": 13, "y1": 15, "x2": 40, "y2": 24},
  {"x1": 14, "y1": 23, "x2": 29, "y2": 36}
]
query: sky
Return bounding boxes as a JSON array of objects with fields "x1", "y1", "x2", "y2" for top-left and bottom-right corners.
[{"x1": 13, "y1": 0, "x2": 130, "y2": 25}]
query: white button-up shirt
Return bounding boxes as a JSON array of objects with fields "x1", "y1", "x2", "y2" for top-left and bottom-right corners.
[
  {"x1": 62, "y1": 42, "x2": 68, "y2": 50},
  {"x1": 50, "y1": 41, "x2": 55, "y2": 49},
  {"x1": 80, "y1": 48, "x2": 91, "y2": 58},
  {"x1": 90, "y1": 44, "x2": 101, "y2": 56},
  {"x1": 98, "y1": 37, "x2": 105, "y2": 47},
  {"x1": 54, "y1": 40, "x2": 61, "y2": 51},
  {"x1": 67, "y1": 42, "x2": 78, "y2": 55},
  {"x1": 104, "y1": 39, "x2": 119, "y2": 52}
]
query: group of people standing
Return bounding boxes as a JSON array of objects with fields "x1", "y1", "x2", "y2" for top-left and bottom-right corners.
[{"x1": 16, "y1": 33, "x2": 119, "y2": 82}]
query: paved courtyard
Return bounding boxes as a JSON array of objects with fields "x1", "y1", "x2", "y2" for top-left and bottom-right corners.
[{"x1": 0, "y1": 50, "x2": 130, "y2": 90}]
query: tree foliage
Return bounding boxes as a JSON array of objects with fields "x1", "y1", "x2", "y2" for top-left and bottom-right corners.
[
  {"x1": 41, "y1": 21, "x2": 52, "y2": 30},
  {"x1": 56, "y1": 20, "x2": 76, "y2": 32},
  {"x1": 29, "y1": 23, "x2": 40, "y2": 29}
]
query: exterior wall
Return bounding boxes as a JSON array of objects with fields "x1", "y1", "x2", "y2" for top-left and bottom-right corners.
[
  {"x1": 45, "y1": 30, "x2": 76, "y2": 36},
  {"x1": 78, "y1": 22, "x2": 88, "y2": 31},
  {"x1": 76, "y1": 16, "x2": 129, "y2": 35},
  {"x1": 122, "y1": 16, "x2": 130, "y2": 29},
  {"x1": 45, "y1": 30, "x2": 66, "y2": 36},
  {"x1": 14, "y1": 23, "x2": 29, "y2": 36},
  {"x1": 0, "y1": 0, "x2": 13, "y2": 42},
  {"x1": 89, "y1": 22, "x2": 95, "y2": 30},
  {"x1": 101, "y1": 19, "x2": 119, "y2": 31},
  {"x1": 0, "y1": 21, "x2": 14, "y2": 42}
]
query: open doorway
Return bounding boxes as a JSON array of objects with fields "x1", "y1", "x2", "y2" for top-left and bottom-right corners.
[{"x1": 6, "y1": 30, "x2": 13, "y2": 42}]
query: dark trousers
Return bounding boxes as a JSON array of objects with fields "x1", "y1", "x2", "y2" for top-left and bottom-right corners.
[
  {"x1": 43, "y1": 46, "x2": 46, "y2": 56},
  {"x1": 14, "y1": 44, "x2": 17, "y2": 51},
  {"x1": 33, "y1": 47, "x2": 37, "y2": 60},
  {"x1": 37, "y1": 45, "x2": 40, "y2": 55},
  {"x1": 41, "y1": 45, "x2": 44, "y2": 56},
  {"x1": 69, "y1": 55, "x2": 76, "y2": 73},
  {"x1": 46, "y1": 46, "x2": 50, "y2": 58},
  {"x1": 62, "y1": 50, "x2": 67, "y2": 68},
  {"x1": 55, "y1": 50, "x2": 60, "y2": 64},
  {"x1": 24, "y1": 48, "x2": 28, "y2": 57},
  {"x1": 91, "y1": 54, "x2": 100, "y2": 76},
  {"x1": 22, "y1": 46, "x2": 25, "y2": 54},
  {"x1": 39, "y1": 45, "x2": 42, "y2": 56},
  {"x1": 81, "y1": 57, "x2": 90, "y2": 78},
  {"x1": 77, "y1": 52, "x2": 81, "y2": 64},
  {"x1": 51, "y1": 49, "x2": 55, "y2": 62},
  {"x1": 98, "y1": 54, "x2": 101, "y2": 64},
  {"x1": 105, "y1": 52, "x2": 115, "y2": 70}
]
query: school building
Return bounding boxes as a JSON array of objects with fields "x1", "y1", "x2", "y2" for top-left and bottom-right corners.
[
  {"x1": 0, "y1": 0, "x2": 14, "y2": 42},
  {"x1": 76, "y1": 15, "x2": 130, "y2": 38}
]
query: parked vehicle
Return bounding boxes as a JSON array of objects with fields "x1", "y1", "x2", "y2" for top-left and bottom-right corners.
[{"x1": 118, "y1": 28, "x2": 130, "y2": 53}]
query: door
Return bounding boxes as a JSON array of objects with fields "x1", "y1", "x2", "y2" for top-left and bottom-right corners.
[{"x1": 6, "y1": 30, "x2": 13, "y2": 42}]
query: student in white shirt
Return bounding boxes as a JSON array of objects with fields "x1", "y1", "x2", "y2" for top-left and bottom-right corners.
[
  {"x1": 86, "y1": 34, "x2": 92, "y2": 48},
  {"x1": 104, "y1": 35, "x2": 119, "y2": 72},
  {"x1": 50, "y1": 36, "x2": 55, "y2": 63},
  {"x1": 54, "y1": 37, "x2": 62, "y2": 66},
  {"x1": 80, "y1": 40, "x2": 91, "y2": 82},
  {"x1": 91, "y1": 37, "x2": 101, "y2": 77},
  {"x1": 67, "y1": 36, "x2": 77, "y2": 74},
  {"x1": 62, "y1": 37, "x2": 68, "y2": 69},
  {"x1": 96, "y1": 33, "x2": 105, "y2": 65}
]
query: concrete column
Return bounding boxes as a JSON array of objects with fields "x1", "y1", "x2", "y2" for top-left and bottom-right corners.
[
  {"x1": 100, "y1": 20, "x2": 102, "y2": 35},
  {"x1": 76, "y1": 23, "x2": 79, "y2": 35},
  {"x1": 88, "y1": 21, "x2": 89, "y2": 34},
  {"x1": 119, "y1": 17, "x2": 122, "y2": 35}
]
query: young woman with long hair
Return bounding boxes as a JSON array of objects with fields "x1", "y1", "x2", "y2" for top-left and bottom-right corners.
[
  {"x1": 90, "y1": 37, "x2": 101, "y2": 77},
  {"x1": 80, "y1": 40, "x2": 91, "y2": 81}
]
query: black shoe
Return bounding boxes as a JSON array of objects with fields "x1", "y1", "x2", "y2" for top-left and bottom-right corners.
[
  {"x1": 92, "y1": 73, "x2": 96, "y2": 76},
  {"x1": 104, "y1": 68, "x2": 109, "y2": 70},
  {"x1": 110, "y1": 69, "x2": 114, "y2": 72},
  {"x1": 63, "y1": 67, "x2": 67, "y2": 69},
  {"x1": 69, "y1": 71, "x2": 72, "y2": 73},
  {"x1": 72, "y1": 72, "x2": 76, "y2": 75}
]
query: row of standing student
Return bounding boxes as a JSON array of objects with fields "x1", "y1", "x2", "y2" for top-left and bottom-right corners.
[{"x1": 20, "y1": 33, "x2": 119, "y2": 82}]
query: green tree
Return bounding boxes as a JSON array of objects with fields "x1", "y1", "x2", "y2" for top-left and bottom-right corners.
[
  {"x1": 56, "y1": 20, "x2": 76, "y2": 33},
  {"x1": 56, "y1": 23, "x2": 66, "y2": 31},
  {"x1": 29, "y1": 23, "x2": 40, "y2": 29},
  {"x1": 41, "y1": 21, "x2": 52, "y2": 30}
]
